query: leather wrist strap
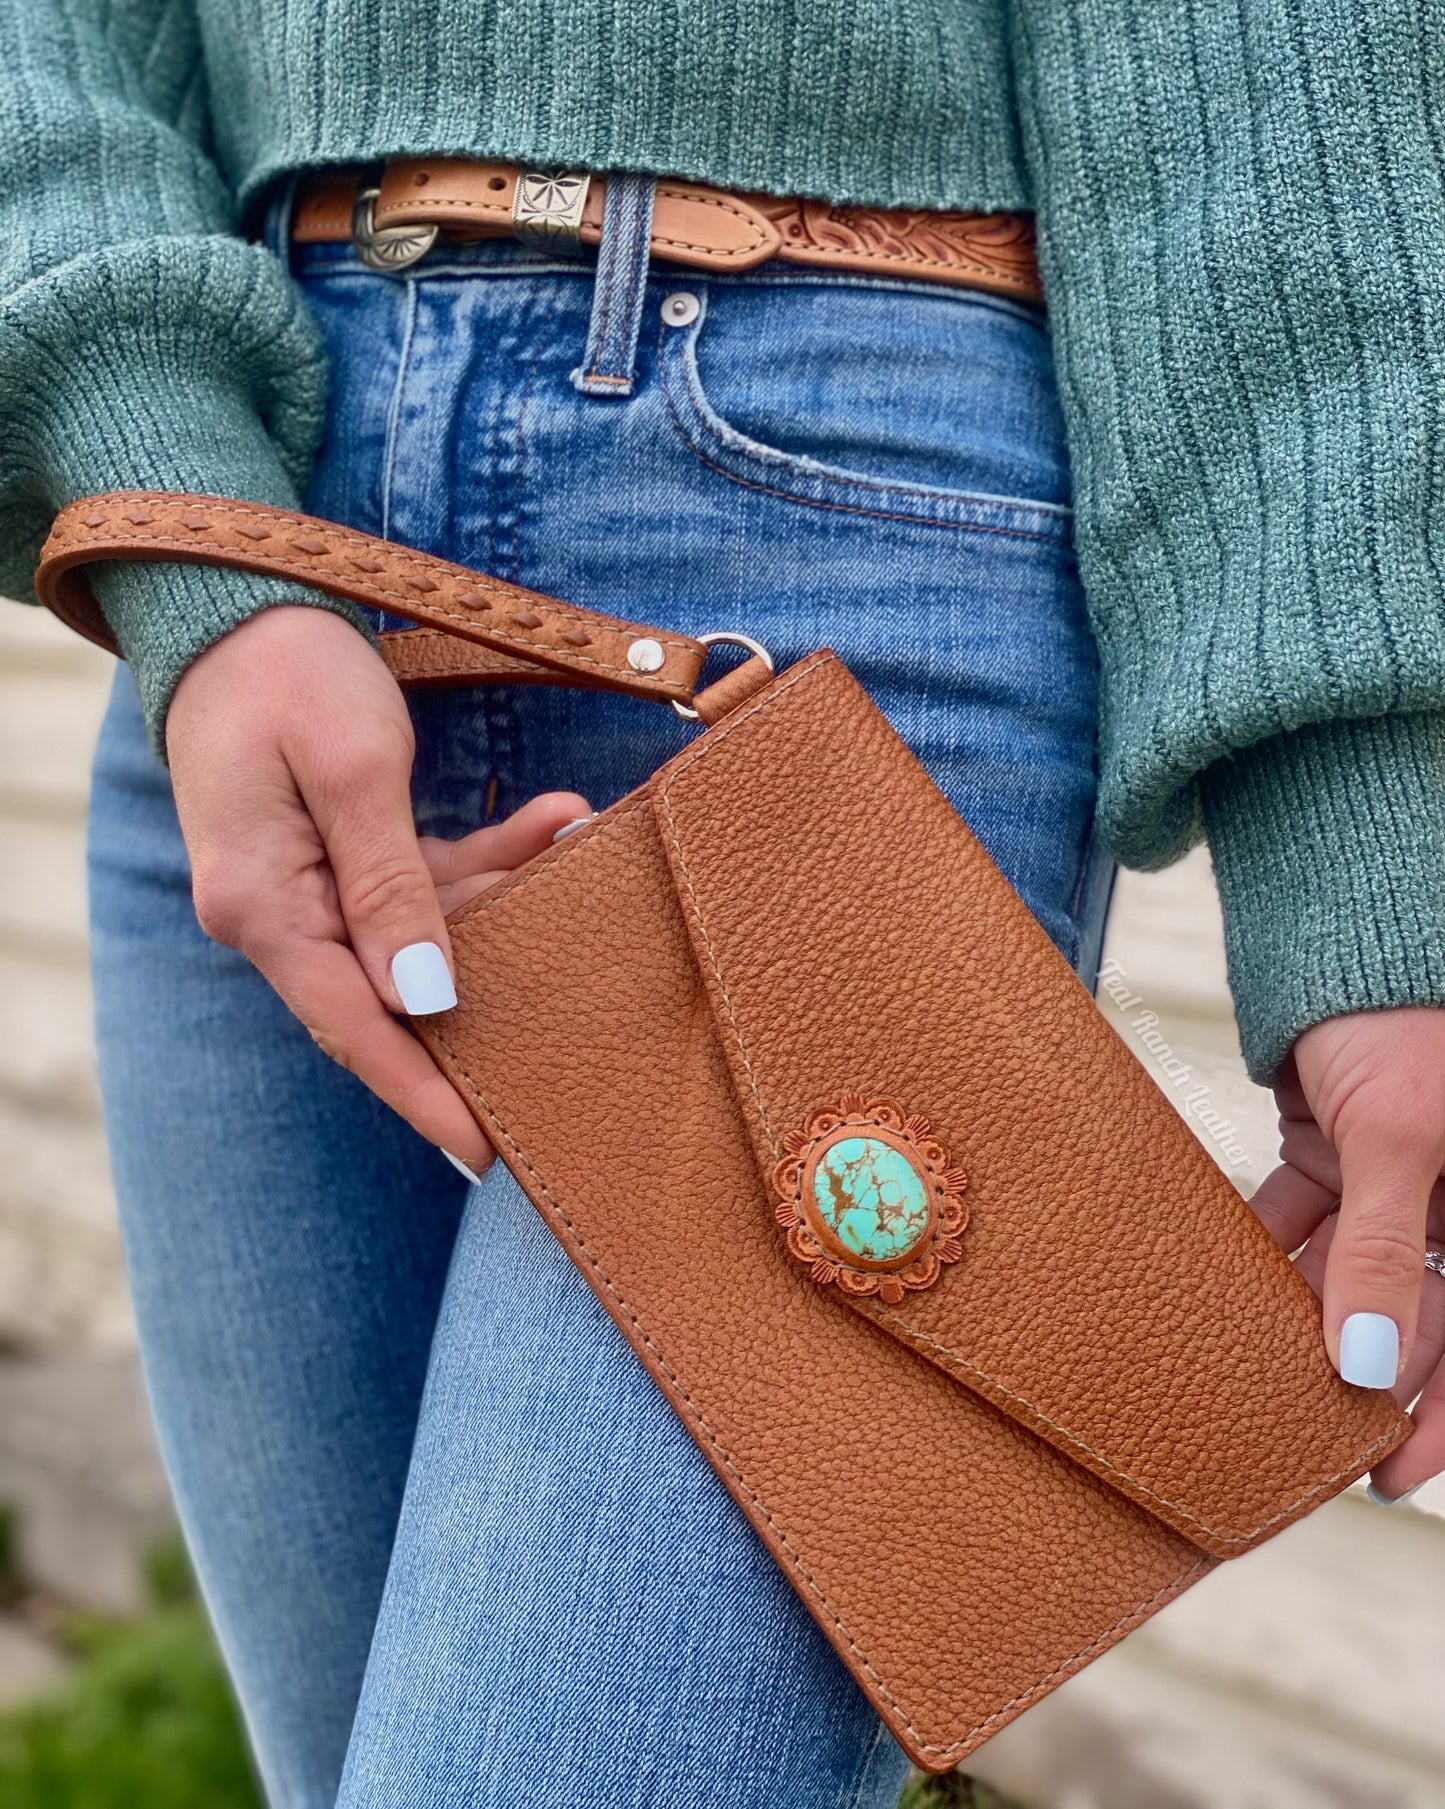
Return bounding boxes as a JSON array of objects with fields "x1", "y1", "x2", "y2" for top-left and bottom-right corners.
[{"x1": 36, "y1": 493, "x2": 710, "y2": 706}]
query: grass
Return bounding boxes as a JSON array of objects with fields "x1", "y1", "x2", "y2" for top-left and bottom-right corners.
[
  {"x1": 903, "y1": 1775, "x2": 1028, "y2": 1808},
  {"x1": 0, "y1": 1536, "x2": 262, "y2": 1809},
  {"x1": 0, "y1": 1530, "x2": 1024, "y2": 1809}
]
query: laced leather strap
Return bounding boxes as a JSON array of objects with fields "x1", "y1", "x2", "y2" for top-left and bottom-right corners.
[{"x1": 35, "y1": 492, "x2": 710, "y2": 706}]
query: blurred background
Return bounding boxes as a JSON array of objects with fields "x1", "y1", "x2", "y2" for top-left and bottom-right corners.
[{"x1": 0, "y1": 601, "x2": 1441, "y2": 1807}]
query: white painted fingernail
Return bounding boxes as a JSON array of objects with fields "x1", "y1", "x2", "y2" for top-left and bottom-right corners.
[
  {"x1": 1366, "y1": 1480, "x2": 1425, "y2": 1508},
  {"x1": 391, "y1": 941, "x2": 457, "y2": 1015},
  {"x1": 552, "y1": 814, "x2": 598, "y2": 843},
  {"x1": 441, "y1": 1150, "x2": 480, "y2": 1183},
  {"x1": 1339, "y1": 1313, "x2": 1400, "y2": 1389}
]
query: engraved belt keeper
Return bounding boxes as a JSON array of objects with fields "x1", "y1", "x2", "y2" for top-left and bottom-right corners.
[{"x1": 512, "y1": 169, "x2": 592, "y2": 247}]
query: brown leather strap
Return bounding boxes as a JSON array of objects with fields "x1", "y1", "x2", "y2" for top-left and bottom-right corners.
[
  {"x1": 294, "y1": 160, "x2": 1044, "y2": 307},
  {"x1": 36, "y1": 493, "x2": 710, "y2": 706}
]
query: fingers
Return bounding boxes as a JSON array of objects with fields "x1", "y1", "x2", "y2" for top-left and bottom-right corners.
[
  {"x1": 295, "y1": 714, "x2": 457, "y2": 1016},
  {"x1": 421, "y1": 791, "x2": 593, "y2": 916},
  {"x1": 1324, "y1": 1119, "x2": 1439, "y2": 1387},
  {"x1": 1249, "y1": 1162, "x2": 1338, "y2": 1256},
  {"x1": 419, "y1": 791, "x2": 592, "y2": 890},
  {"x1": 1276, "y1": 1115, "x2": 1445, "y2": 1229},
  {"x1": 167, "y1": 609, "x2": 495, "y2": 1169},
  {"x1": 257, "y1": 933, "x2": 493, "y2": 1169},
  {"x1": 1368, "y1": 1276, "x2": 1445, "y2": 1499}
]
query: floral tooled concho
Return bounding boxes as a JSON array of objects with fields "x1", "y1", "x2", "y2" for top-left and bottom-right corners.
[{"x1": 772, "y1": 1096, "x2": 968, "y2": 1304}]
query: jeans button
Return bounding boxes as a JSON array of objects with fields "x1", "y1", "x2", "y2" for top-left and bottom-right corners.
[{"x1": 661, "y1": 291, "x2": 701, "y2": 327}]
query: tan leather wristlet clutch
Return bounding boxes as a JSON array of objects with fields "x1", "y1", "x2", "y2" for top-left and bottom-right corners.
[{"x1": 37, "y1": 495, "x2": 1411, "y2": 1773}]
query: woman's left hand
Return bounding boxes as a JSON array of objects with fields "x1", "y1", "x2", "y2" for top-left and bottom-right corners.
[{"x1": 1251, "y1": 1007, "x2": 1445, "y2": 1502}]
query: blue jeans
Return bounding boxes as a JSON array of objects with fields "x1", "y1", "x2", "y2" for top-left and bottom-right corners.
[{"x1": 87, "y1": 183, "x2": 1110, "y2": 1809}]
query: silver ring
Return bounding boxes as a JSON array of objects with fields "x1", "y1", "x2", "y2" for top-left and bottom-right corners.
[
  {"x1": 1426, "y1": 1247, "x2": 1445, "y2": 1278},
  {"x1": 672, "y1": 632, "x2": 775, "y2": 722}
]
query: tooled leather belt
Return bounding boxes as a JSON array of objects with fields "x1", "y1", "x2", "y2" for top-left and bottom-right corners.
[{"x1": 292, "y1": 159, "x2": 1043, "y2": 307}]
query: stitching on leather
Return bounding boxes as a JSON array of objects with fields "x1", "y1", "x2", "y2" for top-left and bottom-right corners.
[
  {"x1": 416, "y1": 682, "x2": 1385, "y2": 1749},
  {"x1": 424, "y1": 1016, "x2": 1211, "y2": 1758},
  {"x1": 658, "y1": 348, "x2": 1071, "y2": 539},
  {"x1": 869, "y1": 1309, "x2": 1405, "y2": 1547},
  {"x1": 55, "y1": 502, "x2": 700, "y2": 693},
  {"x1": 426, "y1": 781, "x2": 1209, "y2": 1756},
  {"x1": 68, "y1": 519, "x2": 694, "y2": 658},
  {"x1": 319, "y1": 180, "x2": 1038, "y2": 287},
  {"x1": 656, "y1": 659, "x2": 841, "y2": 1151},
  {"x1": 649, "y1": 186, "x2": 771, "y2": 259},
  {"x1": 374, "y1": 183, "x2": 769, "y2": 261},
  {"x1": 656, "y1": 798, "x2": 781, "y2": 1154},
  {"x1": 654, "y1": 656, "x2": 1402, "y2": 1547},
  {"x1": 377, "y1": 195, "x2": 512, "y2": 217}
]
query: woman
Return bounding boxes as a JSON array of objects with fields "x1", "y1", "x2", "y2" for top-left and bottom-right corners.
[{"x1": 3, "y1": 3, "x2": 1444, "y2": 1805}]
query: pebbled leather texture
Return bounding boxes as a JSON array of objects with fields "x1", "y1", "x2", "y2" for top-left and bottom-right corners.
[
  {"x1": 413, "y1": 653, "x2": 1408, "y2": 1770},
  {"x1": 655, "y1": 655, "x2": 1407, "y2": 1557},
  {"x1": 293, "y1": 160, "x2": 1046, "y2": 304},
  {"x1": 37, "y1": 495, "x2": 1409, "y2": 1769}
]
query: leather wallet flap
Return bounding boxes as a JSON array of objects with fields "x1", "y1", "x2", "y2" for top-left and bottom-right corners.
[{"x1": 652, "y1": 651, "x2": 1407, "y2": 1560}]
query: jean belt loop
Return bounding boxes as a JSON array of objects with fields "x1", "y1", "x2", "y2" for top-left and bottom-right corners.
[
  {"x1": 572, "y1": 173, "x2": 657, "y2": 399},
  {"x1": 262, "y1": 172, "x2": 300, "y2": 269}
]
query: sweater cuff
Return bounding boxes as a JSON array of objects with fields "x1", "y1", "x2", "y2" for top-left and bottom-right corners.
[
  {"x1": 52, "y1": 360, "x2": 370, "y2": 753},
  {"x1": 94, "y1": 552, "x2": 373, "y2": 758},
  {"x1": 1200, "y1": 714, "x2": 1445, "y2": 1085},
  {"x1": 0, "y1": 237, "x2": 370, "y2": 750}
]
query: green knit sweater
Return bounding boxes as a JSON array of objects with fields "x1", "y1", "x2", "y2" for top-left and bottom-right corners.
[{"x1": 4, "y1": 0, "x2": 1445, "y2": 1083}]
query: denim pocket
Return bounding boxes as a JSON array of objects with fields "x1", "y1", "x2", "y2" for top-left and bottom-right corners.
[{"x1": 656, "y1": 280, "x2": 1074, "y2": 543}]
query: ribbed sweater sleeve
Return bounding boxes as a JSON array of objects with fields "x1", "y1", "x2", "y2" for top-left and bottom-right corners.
[
  {"x1": 1011, "y1": 0, "x2": 1445, "y2": 1080},
  {"x1": 0, "y1": 0, "x2": 361, "y2": 745}
]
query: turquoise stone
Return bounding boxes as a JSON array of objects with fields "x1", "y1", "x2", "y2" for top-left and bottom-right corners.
[{"x1": 810, "y1": 1136, "x2": 931, "y2": 1264}]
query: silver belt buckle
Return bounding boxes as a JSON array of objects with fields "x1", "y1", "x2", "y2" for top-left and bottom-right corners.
[
  {"x1": 512, "y1": 170, "x2": 592, "y2": 250},
  {"x1": 351, "y1": 186, "x2": 439, "y2": 273}
]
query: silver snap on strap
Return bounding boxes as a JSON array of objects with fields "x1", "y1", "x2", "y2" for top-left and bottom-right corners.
[{"x1": 626, "y1": 637, "x2": 667, "y2": 673}]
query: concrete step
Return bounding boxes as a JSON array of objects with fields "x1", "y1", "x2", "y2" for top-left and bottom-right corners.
[
  {"x1": 971, "y1": 1492, "x2": 1445, "y2": 1809},
  {"x1": 0, "y1": 665, "x2": 111, "y2": 806},
  {"x1": 0, "y1": 1614, "x2": 67, "y2": 1709},
  {"x1": 0, "y1": 1097, "x2": 128, "y2": 1352},
  {"x1": 0, "y1": 602, "x2": 114, "y2": 681},
  {"x1": 0, "y1": 815, "x2": 90, "y2": 959},
  {"x1": 0, "y1": 953, "x2": 101, "y2": 1117},
  {"x1": 0, "y1": 1348, "x2": 168, "y2": 1616}
]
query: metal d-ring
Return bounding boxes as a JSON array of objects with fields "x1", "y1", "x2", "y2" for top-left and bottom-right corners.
[
  {"x1": 352, "y1": 187, "x2": 439, "y2": 273},
  {"x1": 672, "y1": 631, "x2": 776, "y2": 721}
]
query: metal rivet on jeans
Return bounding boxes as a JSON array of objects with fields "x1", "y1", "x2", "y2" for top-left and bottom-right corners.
[
  {"x1": 626, "y1": 637, "x2": 666, "y2": 673},
  {"x1": 661, "y1": 292, "x2": 701, "y2": 327}
]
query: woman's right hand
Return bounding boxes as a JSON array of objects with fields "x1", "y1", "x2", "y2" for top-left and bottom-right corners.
[{"x1": 165, "y1": 605, "x2": 590, "y2": 1172}]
